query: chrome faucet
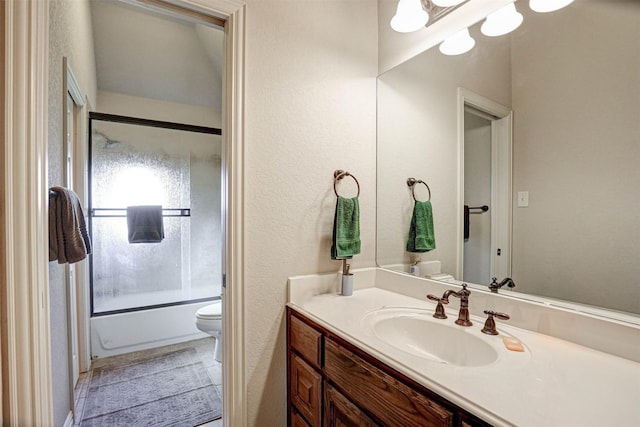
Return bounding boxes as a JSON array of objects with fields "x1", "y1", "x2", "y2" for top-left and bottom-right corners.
[
  {"x1": 489, "y1": 277, "x2": 516, "y2": 293},
  {"x1": 441, "y1": 284, "x2": 472, "y2": 326}
]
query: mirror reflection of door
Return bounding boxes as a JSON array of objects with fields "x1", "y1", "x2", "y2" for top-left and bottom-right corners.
[
  {"x1": 460, "y1": 91, "x2": 513, "y2": 287},
  {"x1": 463, "y1": 108, "x2": 493, "y2": 284}
]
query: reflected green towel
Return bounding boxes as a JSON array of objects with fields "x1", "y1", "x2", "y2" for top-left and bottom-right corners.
[
  {"x1": 331, "y1": 196, "x2": 361, "y2": 260},
  {"x1": 406, "y1": 200, "x2": 436, "y2": 253}
]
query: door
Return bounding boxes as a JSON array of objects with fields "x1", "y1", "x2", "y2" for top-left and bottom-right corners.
[
  {"x1": 458, "y1": 88, "x2": 512, "y2": 286},
  {"x1": 463, "y1": 108, "x2": 492, "y2": 284}
]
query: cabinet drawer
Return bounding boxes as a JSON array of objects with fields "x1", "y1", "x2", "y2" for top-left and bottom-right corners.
[
  {"x1": 325, "y1": 384, "x2": 378, "y2": 427},
  {"x1": 290, "y1": 313, "x2": 323, "y2": 369},
  {"x1": 324, "y1": 338, "x2": 453, "y2": 427},
  {"x1": 291, "y1": 353, "x2": 323, "y2": 427}
]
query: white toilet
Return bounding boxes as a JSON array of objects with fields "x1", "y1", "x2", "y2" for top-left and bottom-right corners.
[{"x1": 195, "y1": 301, "x2": 222, "y2": 362}]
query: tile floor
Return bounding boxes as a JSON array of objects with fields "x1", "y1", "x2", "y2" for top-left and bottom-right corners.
[{"x1": 73, "y1": 337, "x2": 222, "y2": 427}]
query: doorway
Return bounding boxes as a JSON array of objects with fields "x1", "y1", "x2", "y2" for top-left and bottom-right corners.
[
  {"x1": 3, "y1": 0, "x2": 245, "y2": 425},
  {"x1": 457, "y1": 88, "x2": 513, "y2": 286},
  {"x1": 463, "y1": 108, "x2": 492, "y2": 284},
  {"x1": 73, "y1": 1, "x2": 226, "y2": 424}
]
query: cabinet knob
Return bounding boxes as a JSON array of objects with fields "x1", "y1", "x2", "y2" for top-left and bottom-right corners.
[
  {"x1": 481, "y1": 310, "x2": 510, "y2": 335},
  {"x1": 426, "y1": 294, "x2": 449, "y2": 319}
]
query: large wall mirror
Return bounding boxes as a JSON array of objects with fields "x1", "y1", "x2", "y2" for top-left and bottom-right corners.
[{"x1": 377, "y1": 0, "x2": 639, "y2": 318}]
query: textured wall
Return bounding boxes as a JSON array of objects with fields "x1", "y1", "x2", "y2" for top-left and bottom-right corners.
[
  {"x1": 48, "y1": 0, "x2": 97, "y2": 425},
  {"x1": 244, "y1": 0, "x2": 378, "y2": 424}
]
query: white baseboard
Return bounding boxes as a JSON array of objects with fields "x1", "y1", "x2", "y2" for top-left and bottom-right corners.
[{"x1": 63, "y1": 411, "x2": 74, "y2": 427}]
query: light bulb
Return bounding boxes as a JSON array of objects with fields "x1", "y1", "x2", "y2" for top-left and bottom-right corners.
[
  {"x1": 481, "y1": 2, "x2": 523, "y2": 37},
  {"x1": 439, "y1": 28, "x2": 475, "y2": 55},
  {"x1": 432, "y1": 0, "x2": 466, "y2": 6},
  {"x1": 529, "y1": 0, "x2": 574, "y2": 13},
  {"x1": 391, "y1": 0, "x2": 429, "y2": 33}
]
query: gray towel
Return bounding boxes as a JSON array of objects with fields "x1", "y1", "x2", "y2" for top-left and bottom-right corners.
[
  {"x1": 49, "y1": 187, "x2": 92, "y2": 264},
  {"x1": 127, "y1": 205, "x2": 165, "y2": 243}
]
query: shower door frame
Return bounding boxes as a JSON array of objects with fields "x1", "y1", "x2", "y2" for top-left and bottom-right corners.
[{"x1": 87, "y1": 112, "x2": 222, "y2": 317}]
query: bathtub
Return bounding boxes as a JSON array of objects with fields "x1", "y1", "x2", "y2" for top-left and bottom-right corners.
[{"x1": 90, "y1": 299, "x2": 215, "y2": 359}]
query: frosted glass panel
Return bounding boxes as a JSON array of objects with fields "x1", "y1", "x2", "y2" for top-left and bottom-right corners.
[{"x1": 91, "y1": 119, "x2": 221, "y2": 314}]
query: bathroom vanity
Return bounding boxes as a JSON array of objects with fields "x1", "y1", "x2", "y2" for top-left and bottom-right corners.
[
  {"x1": 288, "y1": 307, "x2": 491, "y2": 427},
  {"x1": 287, "y1": 268, "x2": 640, "y2": 427}
]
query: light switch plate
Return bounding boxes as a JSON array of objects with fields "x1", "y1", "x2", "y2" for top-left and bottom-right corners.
[{"x1": 517, "y1": 191, "x2": 529, "y2": 207}]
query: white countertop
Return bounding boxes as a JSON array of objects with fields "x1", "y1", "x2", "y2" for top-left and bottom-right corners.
[{"x1": 288, "y1": 272, "x2": 640, "y2": 427}]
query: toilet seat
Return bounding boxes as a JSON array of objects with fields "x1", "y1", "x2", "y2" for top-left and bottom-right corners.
[{"x1": 196, "y1": 301, "x2": 221, "y2": 320}]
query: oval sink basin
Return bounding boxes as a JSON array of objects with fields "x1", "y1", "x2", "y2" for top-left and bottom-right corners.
[{"x1": 364, "y1": 308, "x2": 498, "y2": 367}]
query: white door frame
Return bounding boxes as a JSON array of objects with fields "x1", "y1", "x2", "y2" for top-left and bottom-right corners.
[
  {"x1": 456, "y1": 87, "x2": 513, "y2": 282},
  {"x1": 64, "y1": 57, "x2": 94, "y2": 376},
  {"x1": 2, "y1": 1, "x2": 247, "y2": 425},
  {"x1": 64, "y1": 73, "x2": 80, "y2": 401}
]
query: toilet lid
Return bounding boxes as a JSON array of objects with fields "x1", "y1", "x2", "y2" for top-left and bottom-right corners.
[{"x1": 197, "y1": 301, "x2": 222, "y2": 319}]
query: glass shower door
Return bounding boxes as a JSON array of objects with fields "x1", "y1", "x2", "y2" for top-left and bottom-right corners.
[{"x1": 89, "y1": 115, "x2": 222, "y2": 315}]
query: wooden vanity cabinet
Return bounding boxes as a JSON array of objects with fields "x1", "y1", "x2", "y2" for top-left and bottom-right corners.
[{"x1": 287, "y1": 307, "x2": 492, "y2": 427}]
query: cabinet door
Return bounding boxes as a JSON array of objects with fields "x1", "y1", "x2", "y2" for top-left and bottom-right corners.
[
  {"x1": 291, "y1": 353, "x2": 323, "y2": 426},
  {"x1": 325, "y1": 384, "x2": 378, "y2": 427},
  {"x1": 292, "y1": 409, "x2": 312, "y2": 427},
  {"x1": 290, "y1": 313, "x2": 323, "y2": 369}
]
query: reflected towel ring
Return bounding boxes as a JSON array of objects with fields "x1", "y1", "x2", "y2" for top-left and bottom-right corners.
[
  {"x1": 407, "y1": 177, "x2": 431, "y2": 202},
  {"x1": 334, "y1": 170, "x2": 360, "y2": 198}
]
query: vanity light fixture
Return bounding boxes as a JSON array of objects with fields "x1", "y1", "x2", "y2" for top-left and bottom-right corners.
[
  {"x1": 439, "y1": 27, "x2": 475, "y2": 55},
  {"x1": 431, "y1": 0, "x2": 465, "y2": 6},
  {"x1": 529, "y1": 0, "x2": 574, "y2": 13},
  {"x1": 481, "y1": 2, "x2": 523, "y2": 37},
  {"x1": 391, "y1": 0, "x2": 429, "y2": 33}
]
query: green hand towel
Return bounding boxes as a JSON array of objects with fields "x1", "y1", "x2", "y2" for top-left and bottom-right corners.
[
  {"x1": 406, "y1": 200, "x2": 436, "y2": 253},
  {"x1": 331, "y1": 196, "x2": 361, "y2": 260}
]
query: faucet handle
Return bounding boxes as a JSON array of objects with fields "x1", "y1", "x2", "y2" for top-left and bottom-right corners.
[
  {"x1": 481, "y1": 310, "x2": 510, "y2": 335},
  {"x1": 426, "y1": 294, "x2": 448, "y2": 319}
]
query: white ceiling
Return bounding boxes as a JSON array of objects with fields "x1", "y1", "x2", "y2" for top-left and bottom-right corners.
[{"x1": 90, "y1": 0, "x2": 224, "y2": 110}]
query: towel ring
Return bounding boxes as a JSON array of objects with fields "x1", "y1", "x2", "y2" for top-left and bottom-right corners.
[
  {"x1": 333, "y1": 170, "x2": 360, "y2": 198},
  {"x1": 407, "y1": 177, "x2": 431, "y2": 202}
]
